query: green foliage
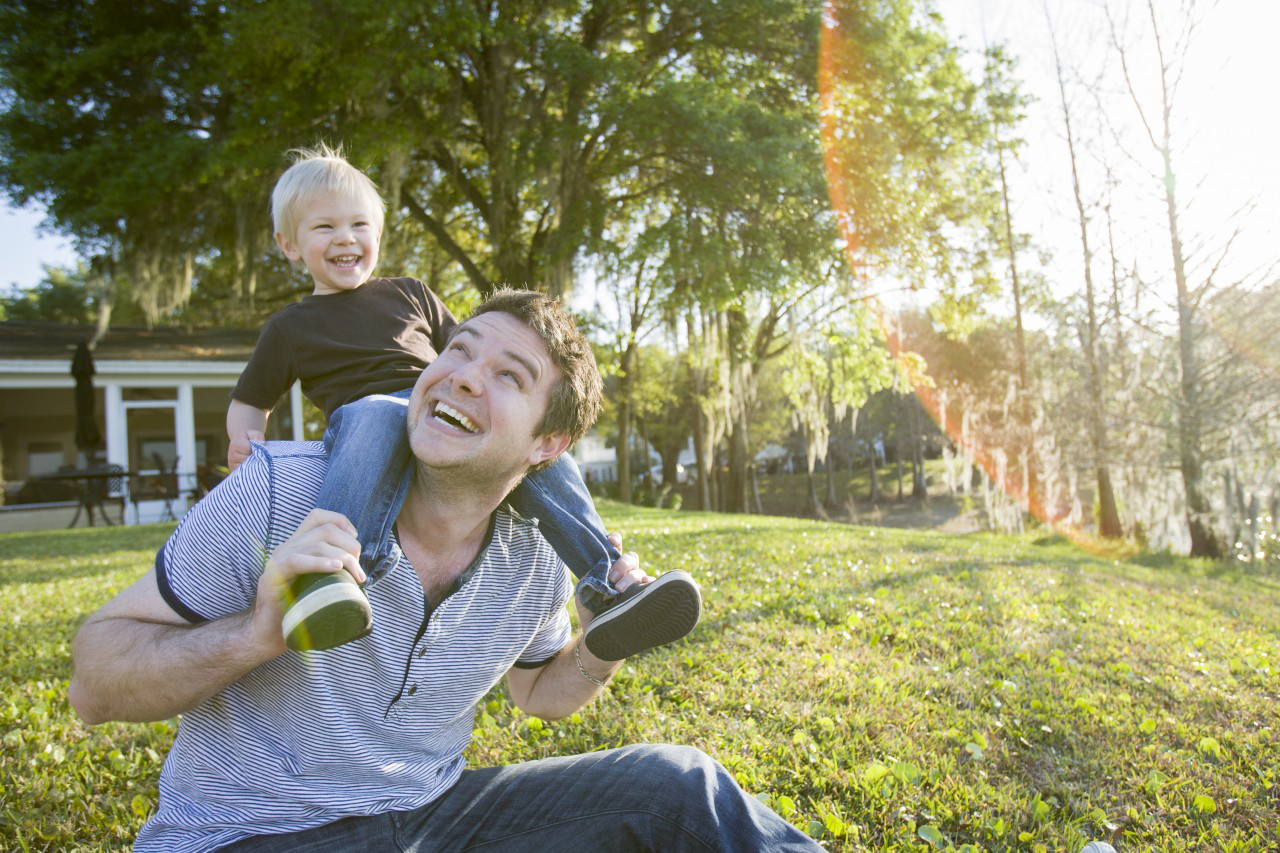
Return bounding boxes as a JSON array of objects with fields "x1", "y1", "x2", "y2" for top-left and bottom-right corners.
[
  {"x1": 0, "y1": 0, "x2": 830, "y2": 325},
  {"x1": 0, "y1": 265, "x2": 95, "y2": 324},
  {"x1": 4, "y1": 508, "x2": 1280, "y2": 850},
  {"x1": 823, "y1": 0, "x2": 1007, "y2": 302}
]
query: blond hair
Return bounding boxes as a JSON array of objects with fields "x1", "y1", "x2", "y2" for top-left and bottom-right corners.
[{"x1": 270, "y1": 144, "x2": 385, "y2": 242}]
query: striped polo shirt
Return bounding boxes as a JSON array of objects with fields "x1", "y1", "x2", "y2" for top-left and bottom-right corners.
[{"x1": 134, "y1": 441, "x2": 573, "y2": 853}]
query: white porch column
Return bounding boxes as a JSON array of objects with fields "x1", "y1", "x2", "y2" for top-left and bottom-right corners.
[
  {"x1": 104, "y1": 384, "x2": 126, "y2": 469},
  {"x1": 290, "y1": 381, "x2": 305, "y2": 442},
  {"x1": 177, "y1": 383, "x2": 197, "y2": 503}
]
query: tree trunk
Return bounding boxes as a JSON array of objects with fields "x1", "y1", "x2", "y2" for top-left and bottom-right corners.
[
  {"x1": 1165, "y1": 144, "x2": 1218, "y2": 556},
  {"x1": 726, "y1": 412, "x2": 750, "y2": 514},
  {"x1": 1048, "y1": 15, "x2": 1122, "y2": 538},
  {"x1": 868, "y1": 447, "x2": 881, "y2": 503},
  {"x1": 910, "y1": 398, "x2": 926, "y2": 499},
  {"x1": 750, "y1": 463, "x2": 763, "y2": 513},
  {"x1": 615, "y1": 345, "x2": 635, "y2": 504},
  {"x1": 992, "y1": 101, "x2": 1036, "y2": 513}
]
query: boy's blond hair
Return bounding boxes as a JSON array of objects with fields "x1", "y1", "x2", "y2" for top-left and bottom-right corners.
[{"x1": 271, "y1": 144, "x2": 386, "y2": 243}]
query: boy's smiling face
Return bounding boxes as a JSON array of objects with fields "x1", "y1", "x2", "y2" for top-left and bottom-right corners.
[{"x1": 276, "y1": 190, "x2": 381, "y2": 295}]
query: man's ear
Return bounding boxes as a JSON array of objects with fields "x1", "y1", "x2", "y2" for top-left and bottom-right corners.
[
  {"x1": 275, "y1": 231, "x2": 301, "y2": 261},
  {"x1": 528, "y1": 433, "x2": 571, "y2": 467}
]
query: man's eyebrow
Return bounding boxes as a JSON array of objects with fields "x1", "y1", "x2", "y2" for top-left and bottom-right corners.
[{"x1": 452, "y1": 323, "x2": 540, "y2": 381}]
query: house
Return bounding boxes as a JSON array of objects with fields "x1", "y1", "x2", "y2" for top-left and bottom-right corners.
[
  {"x1": 567, "y1": 432, "x2": 617, "y2": 485},
  {"x1": 0, "y1": 321, "x2": 305, "y2": 530}
]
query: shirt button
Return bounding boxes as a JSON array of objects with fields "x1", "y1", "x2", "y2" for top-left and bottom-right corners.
[
  {"x1": 408, "y1": 684, "x2": 417, "y2": 696},
  {"x1": 416, "y1": 647, "x2": 426, "y2": 658}
]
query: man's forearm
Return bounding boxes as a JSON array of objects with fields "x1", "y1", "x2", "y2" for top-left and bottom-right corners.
[
  {"x1": 69, "y1": 610, "x2": 274, "y2": 724},
  {"x1": 509, "y1": 635, "x2": 622, "y2": 721}
]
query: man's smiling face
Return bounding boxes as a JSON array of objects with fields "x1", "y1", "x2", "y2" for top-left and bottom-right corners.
[{"x1": 406, "y1": 311, "x2": 569, "y2": 482}]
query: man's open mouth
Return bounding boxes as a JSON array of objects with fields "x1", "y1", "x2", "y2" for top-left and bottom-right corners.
[{"x1": 432, "y1": 402, "x2": 479, "y2": 433}]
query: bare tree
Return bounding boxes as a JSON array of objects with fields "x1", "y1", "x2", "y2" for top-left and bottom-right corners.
[
  {"x1": 1046, "y1": 6, "x2": 1124, "y2": 539},
  {"x1": 1108, "y1": 0, "x2": 1220, "y2": 555}
]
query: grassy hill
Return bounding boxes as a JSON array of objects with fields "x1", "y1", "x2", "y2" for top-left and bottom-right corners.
[{"x1": 2, "y1": 506, "x2": 1277, "y2": 851}]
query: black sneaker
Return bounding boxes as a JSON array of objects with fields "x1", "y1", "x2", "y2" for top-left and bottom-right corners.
[
  {"x1": 583, "y1": 570, "x2": 701, "y2": 661},
  {"x1": 281, "y1": 570, "x2": 373, "y2": 652}
]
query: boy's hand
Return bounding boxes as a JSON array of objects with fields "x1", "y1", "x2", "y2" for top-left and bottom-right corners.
[
  {"x1": 228, "y1": 430, "x2": 265, "y2": 471},
  {"x1": 576, "y1": 532, "x2": 651, "y2": 630}
]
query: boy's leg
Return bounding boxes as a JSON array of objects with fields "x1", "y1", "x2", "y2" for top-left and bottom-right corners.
[
  {"x1": 508, "y1": 455, "x2": 700, "y2": 661},
  {"x1": 506, "y1": 454, "x2": 620, "y2": 611},
  {"x1": 281, "y1": 392, "x2": 413, "y2": 652},
  {"x1": 317, "y1": 391, "x2": 414, "y2": 580}
]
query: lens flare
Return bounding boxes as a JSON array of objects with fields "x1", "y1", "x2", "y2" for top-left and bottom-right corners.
[{"x1": 818, "y1": 4, "x2": 1100, "y2": 552}]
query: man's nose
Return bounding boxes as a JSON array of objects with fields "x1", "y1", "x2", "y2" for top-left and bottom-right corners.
[{"x1": 451, "y1": 360, "x2": 484, "y2": 395}]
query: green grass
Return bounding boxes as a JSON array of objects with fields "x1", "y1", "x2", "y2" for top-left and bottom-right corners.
[{"x1": 3, "y1": 508, "x2": 1279, "y2": 851}]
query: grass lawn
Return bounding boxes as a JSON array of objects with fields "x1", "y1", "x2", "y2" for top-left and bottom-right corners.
[{"x1": 2, "y1": 505, "x2": 1278, "y2": 851}]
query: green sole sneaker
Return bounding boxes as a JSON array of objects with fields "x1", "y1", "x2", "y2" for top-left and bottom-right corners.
[
  {"x1": 584, "y1": 570, "x2": 701, "y2": 661},
  {"x1": 281, "y1": 571, "x2": 373, "y2": 652}
]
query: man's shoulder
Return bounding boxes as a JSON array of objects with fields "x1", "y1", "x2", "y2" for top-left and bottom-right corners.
[
  {"x1": 490, "y1": 504, "x2": 562, "y2": 566},
  {"x1": 237, "y1": 440, "x2": 329, "y2": 495}
]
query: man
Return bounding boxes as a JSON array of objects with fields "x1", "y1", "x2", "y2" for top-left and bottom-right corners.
[{"x1": 69, "y1": 289, "x2": 821, "y2": 852}]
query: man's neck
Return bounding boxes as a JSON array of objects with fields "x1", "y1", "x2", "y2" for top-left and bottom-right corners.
[{"x1": 394, "y1": 464, "x2": 522, "y2": 600}]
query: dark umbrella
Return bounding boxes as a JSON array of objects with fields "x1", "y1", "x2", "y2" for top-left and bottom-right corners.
[{"x1": 71, "y1": 340, "x2": 102, "y2": 452}]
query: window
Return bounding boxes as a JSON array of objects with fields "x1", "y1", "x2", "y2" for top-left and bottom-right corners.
[{"x1": 27, "y1": 442, "x2": 66, "y2": 477}]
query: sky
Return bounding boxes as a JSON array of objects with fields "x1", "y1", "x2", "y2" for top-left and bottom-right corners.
[
  {"x1": 932, "y1": 0, "x2": 1277, "y2": 309},
  {"x1": 1, "y1": 0, "x2": 1274, "y2": 301}
]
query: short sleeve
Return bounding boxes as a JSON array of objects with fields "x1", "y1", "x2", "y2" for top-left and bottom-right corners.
[
  {"x1": 232, "y1": 320, "x2": 298, "y2": 411},
  {"x1": 408, "y1": 278, "x2": 457, "y2": 354},
  {"x1": 155, "y1": 451, "x2": 275, "y2": 623},
  {"x1": 514, "y1": 564, "x2": 574, "y2": 668}
]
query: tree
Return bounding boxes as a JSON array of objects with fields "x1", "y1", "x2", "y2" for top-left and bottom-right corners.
[
  {"x1": 1045, "y1": 7, "x2": 1123, "y2": 538},
  {"x1": 1107, "y1": 0, "x2": 1222, "y2": 555},
  {"x1": 0, "y1": 0, "x2": 829, "y2": 328}
]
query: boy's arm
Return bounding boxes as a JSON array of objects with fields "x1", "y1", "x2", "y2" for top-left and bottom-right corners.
[{"x1": 227, "y1": 399, "x2": 270, "y2": 471}]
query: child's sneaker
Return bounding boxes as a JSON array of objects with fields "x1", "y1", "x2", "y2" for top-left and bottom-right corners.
[
  {"x1": 281, "y1": 570, "x2": 372, "y2": 651},
  {"x1": 583, "y1": 570, "x2": 701, "y2": 661}
]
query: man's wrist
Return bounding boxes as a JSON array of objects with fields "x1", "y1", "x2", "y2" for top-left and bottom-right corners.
[{"x1": 573, "y1": 641, "x2": 615, "y2": 687}]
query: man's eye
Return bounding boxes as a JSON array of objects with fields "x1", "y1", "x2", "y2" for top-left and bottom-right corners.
[{"x1": 501, "y1": 371, "x2": 522, "y2": 387}]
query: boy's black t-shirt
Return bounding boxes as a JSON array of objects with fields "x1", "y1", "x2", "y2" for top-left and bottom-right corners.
[{"x1": 233, "y1": 277, "x2": 457, "y2": 418}]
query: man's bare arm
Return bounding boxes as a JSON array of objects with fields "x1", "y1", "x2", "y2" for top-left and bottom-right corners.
[
  {"x1": 68, "y1": 510, "x2": 363, "y2": 725},
  {"x1": 505, "y1": 632, "x2": 623, "y2": 721},
  {"x1": 68, "y1": 570, "x2": 278, "y2": 724},
  {"x1": 505, "y1": 540, "x2": 647, "y2": 720}
]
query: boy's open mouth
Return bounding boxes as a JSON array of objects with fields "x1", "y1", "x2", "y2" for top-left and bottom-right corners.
[
  {"x1": 432, "y1": 402, "x2": 479, "y2": 434},
  {"x1": 329, "y1": 254, "x2": 361, "y2": 267}
]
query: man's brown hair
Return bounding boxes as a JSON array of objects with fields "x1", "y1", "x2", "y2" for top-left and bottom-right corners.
[{"x1": 466, "y1": 288, "x2": 603, "y2": 456}]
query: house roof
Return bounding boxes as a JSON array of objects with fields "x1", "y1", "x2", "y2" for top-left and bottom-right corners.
[{"x1": 0, "y1": 322, "x2": 259, "y2": 362}]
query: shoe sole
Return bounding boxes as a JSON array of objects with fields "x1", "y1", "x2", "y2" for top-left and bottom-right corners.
[
  {"x1": 584, "y1": 571, "x2": 701, "y2": 661},
  {"x1": 282, "y1": 574, "x2": 373, "y2": 652}
]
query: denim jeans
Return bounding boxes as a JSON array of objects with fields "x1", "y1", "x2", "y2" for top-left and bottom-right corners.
[
  {"x1": 318, "y1": 392, "x2": 621, "y2": 605},
  {"x1": 218, "y1": 744, "x2": 823, "y2": 852}
]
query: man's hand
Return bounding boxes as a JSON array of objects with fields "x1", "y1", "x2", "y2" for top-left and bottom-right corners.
[
  {"x1": 250, "y1": 509, "x2": 364, "y2": 654},
  {"x1": 228, "y1": 429, "x2": 265, "y2": 471}
]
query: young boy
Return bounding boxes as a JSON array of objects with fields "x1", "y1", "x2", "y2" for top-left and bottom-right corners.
[{"x1": 228, "y1": 145, "x2": 700, "y2": 661}]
